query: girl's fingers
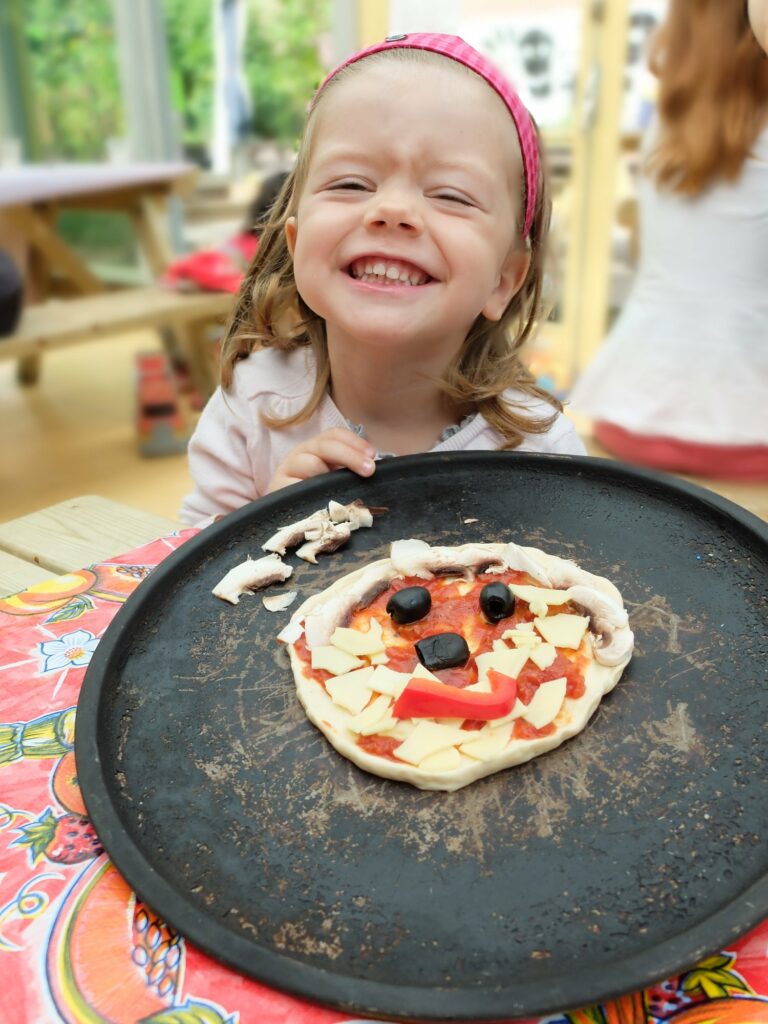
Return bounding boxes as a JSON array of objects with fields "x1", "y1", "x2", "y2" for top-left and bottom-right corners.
[
  {"x1": 302, "y1": 435, "x2": 375, "y2": 475},
  {"x1": 267, "y1": 430, "x2": 376, "y2": 493}
]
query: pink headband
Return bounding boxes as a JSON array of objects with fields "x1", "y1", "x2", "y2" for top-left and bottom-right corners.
[{"x1": 314, "y1": 32, "x2": 539, "y2": 238}]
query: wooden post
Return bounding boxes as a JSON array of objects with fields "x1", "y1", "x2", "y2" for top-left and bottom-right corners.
[
  {"x1": 356, "y1": 0, "x2": 389, "y2": 45},
  {"x1": 566, "y1": 0, "x2": 630, "y2": 375}
]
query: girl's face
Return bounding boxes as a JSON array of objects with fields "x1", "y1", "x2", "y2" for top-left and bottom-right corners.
[{"x1": 285, "y1": 59, "x2": 530, "y2": 364}]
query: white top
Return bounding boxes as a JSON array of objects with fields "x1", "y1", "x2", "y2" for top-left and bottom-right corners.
[
  {"x1": 180, "y1": 347, "x2": 586, "y2": 525},
  {"x1": 570, "y1": 124, "x2": 768, "y2": 446}
]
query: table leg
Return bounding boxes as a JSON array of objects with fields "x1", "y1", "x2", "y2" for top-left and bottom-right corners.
[
  {"x1": 9, "y1": 206, "x2": 105, "y2": 295},
  {"x1": 129, "y1": 193, "x2": 176, "y2": 278},
  {"x1": 4, "y1": 205, "x2": 105, "y2": 386},
  {"x1": 128, "y1": 192, "x2": 191, "y2": 379}
]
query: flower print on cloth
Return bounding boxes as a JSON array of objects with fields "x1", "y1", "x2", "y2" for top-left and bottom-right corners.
[{"x1": 38, "y1": 629, "x2": 99, "y2": 673}]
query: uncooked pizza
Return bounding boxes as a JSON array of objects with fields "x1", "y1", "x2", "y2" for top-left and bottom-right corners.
[{"x1": 280, "y1": 539, "x2": 634, "y2": 792}]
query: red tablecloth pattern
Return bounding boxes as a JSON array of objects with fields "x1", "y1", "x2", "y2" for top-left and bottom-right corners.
[{"x1": 2, "y1": 530, "x2": 768, "y2": 1024}]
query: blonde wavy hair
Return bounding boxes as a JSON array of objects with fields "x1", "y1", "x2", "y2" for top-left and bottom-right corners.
[
  {"x1": 219, "y1": 48, "x2": 560, "y2": 449},
  {"x1": 646, "y1": 0, "x2": 768, "y2": 195}
]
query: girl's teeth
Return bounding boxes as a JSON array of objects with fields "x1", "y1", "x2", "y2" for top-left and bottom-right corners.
[{"x1": 350, "y1": 258, "x2": 427, "y2": 285}]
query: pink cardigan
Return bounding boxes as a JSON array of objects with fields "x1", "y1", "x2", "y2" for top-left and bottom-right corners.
[{"x1": 179, "y1": 347, "x2": 586, "y2": 525}]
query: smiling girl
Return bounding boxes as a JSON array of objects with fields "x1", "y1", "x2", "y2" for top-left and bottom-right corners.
[{"x1": 180, "y1": 34, "x2": 585, "y2": 525}]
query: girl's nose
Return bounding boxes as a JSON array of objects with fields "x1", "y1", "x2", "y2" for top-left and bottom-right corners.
[{"x1": 363, "y1": 187, "x2": 423, "y2": 234}]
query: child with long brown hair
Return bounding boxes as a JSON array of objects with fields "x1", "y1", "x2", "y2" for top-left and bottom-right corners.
[
  {"x1": 571, "y1": 0, "x2": 768, "y2": 481},
  {"x1": 180, "y1": 34, "x2": 584, "y2": 524}
]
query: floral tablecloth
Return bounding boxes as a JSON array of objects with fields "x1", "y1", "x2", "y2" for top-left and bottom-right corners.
[{"x1": 2, "y1": 530, "x2": 768, "y2": 1024}]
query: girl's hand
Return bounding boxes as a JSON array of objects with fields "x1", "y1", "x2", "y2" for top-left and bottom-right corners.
[{"x1": 267, "y1": 428, "x2": 376, "y2": 493}]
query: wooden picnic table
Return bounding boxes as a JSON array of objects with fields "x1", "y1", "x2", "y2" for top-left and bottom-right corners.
[
  {"x1": 0, "y1": 161, "x2": 198, "y2": 295},
  {"x1": 0, "y1": 161, "x2": 224, "y2": 385},
  {"x1": 0, "y1": 495, "x2": 179, "y2": 597},
  {"x1": 0, "y1": 161, "x2": 231, "y2": 404}
]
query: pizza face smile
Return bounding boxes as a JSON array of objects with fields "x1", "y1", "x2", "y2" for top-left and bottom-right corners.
[{"x1": 284, "y1": 540, "x2": 634, "y2": 792}]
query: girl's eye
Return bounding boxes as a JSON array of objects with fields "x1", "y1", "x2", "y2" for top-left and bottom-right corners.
[
  {"x1": 434, "y1": 192, "x2": 473, "y2": 206},
  {"x1": 328, "y1": 180, "x2": 369, "y2": 192}
]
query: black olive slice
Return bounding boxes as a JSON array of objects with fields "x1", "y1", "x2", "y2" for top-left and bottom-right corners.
[
  {"x1": 386, "y1": 586, "x2": 431, "y2": 624},
  {"x1": 415, "y1": 632, "x2": 469, "y2": 671},
  {"x1": 480, "y1": 582, "x2": 515, "y2": 623}
]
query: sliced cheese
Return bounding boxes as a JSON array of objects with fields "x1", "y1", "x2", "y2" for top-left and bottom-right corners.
[
  {"x1": 379, "y1": 719, "x2": 414, "y2": 740},
  {"x1": 534, "y1": 613, "x2": 589, "y2": 650},
  {"x1": 503, "y1": 629, "x2": 542, "y2": 649},
  {"x1": 464, "y1": 676, "x2": 492, "y2": 694},
  {"x1": 528, "y1": 643, "x2": 557, "y2": 670},
  {"x1": 510, "y1": 585, "x2": 572, "y2": 606},
  {"x1": 475, "y1": 646, "x2": 529, "y2": 685},
  {"x1": 330, "y1": 617, "x2": 385, "y2": 657},
  {"x1": 348, "y1": 694, "x2": 394, "y2": 735},
  {"x1": 411, "y1": 662, "x2": 441, "y2": 683},
  {"x1": 358, "y1": 715, "x2": 397, "y2": 737},
  {"x1": 370, "y1": 651, "x2": 389, "y2": 665},
  {"x1": 369, "y1": 664, "x2": 412, "y2": 698},
  {"x1": 394, "y1": 721, "x2": 466, "y2": 766},
  {"x1": 311, "y1": 646, "x2": 365, "y2": 676},
  {"x1": 528, "y1": 599, "x2": 549, "y2": 618},
  {"x1": 522, "y1": 677, "x2": 567, "y2": 729},
  {"x1": 459, "y1": 722, "x2": 514, "y2": 761},
  {"x1": 325, "y1": 666, "x2": 375, "y2": 714},
  {"x1": 511, "y1": 621, "x2": 535, "y2": 633},
  {"x1": 488, "y1": 698, "x2": 528, "y2": 728},
  {"x1": 435, "y1": 717, "x2": 465, "y2": 728},
  {"x1": 419, "y1": 747, "x2": 463, "y2": 772}
]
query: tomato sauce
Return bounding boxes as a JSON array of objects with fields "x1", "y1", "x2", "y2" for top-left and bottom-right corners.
[
  {"x1": 357, "y1": 734, "x2": 403, "y2": 761},
  {"x1": 516, "y1": 652, "x2": 586, "y2": 705},
  {"x1": 513, "y1": 719, "x2": 556, "y2": 740},
  {"x1": 382, "y1": 645, "x2": 418, "y2": 673},
  {"x1": 292, "y1": 634, "x2": 332, "y2": 689}
]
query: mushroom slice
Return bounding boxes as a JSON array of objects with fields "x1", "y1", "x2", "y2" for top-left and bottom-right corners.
[
  {"x1": 262, "y1": 510, "x2": 329, "y2": 555},
  {"x1": 296, "y1": 521, "x2": 352, "y2": 564},
  {"x1": 390, "y1": 539, "x2": 506, "y2": 580},
  {"x1": 498, "y1": 543, "x2": 552, "y2": 586},
  {"x1": 262, "y1": 591, "x2": 298, "y2": 612},
  {"x1": 328, "y1": 498, "x2": 374, "y2": 529},
  {"x1": 262, "y1": 498, "x2": 378, "y2": 557},
  {"x1": 304, "y1": 565, "x2": 397, "y2": 648},
  {"x1": 212, "y1": 554, "x2": 292, "y2": 605},
  {"x1": 565, "y1": 584, "x2": 633, "y2": 666},
  {"x1": 277, "y1": 616, "x2": 305, "y2": 644}
]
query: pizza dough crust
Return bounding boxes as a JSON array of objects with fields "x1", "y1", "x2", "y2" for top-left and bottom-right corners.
[{"x1": 286, "y1": 542, "x2": 633, "y2": 792}]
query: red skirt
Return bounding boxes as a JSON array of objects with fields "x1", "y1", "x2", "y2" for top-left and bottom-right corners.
[{"x1": 594, "y1": 421, "x2": 768, "y2": 482}]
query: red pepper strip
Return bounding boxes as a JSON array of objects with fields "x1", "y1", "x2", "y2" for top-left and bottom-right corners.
[{"x1": 392, "y1": 668, "x2": 517, "y2": 721}]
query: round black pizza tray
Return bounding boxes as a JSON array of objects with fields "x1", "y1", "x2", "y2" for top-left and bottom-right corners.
[{"x1": 76, "y1": 453, "x2": 768, "y2": 1022}]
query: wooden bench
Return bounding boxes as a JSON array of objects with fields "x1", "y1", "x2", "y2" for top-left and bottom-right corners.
[
  {"x1": 0, "y1": 495, "x2": 180, "y2": 596},
  {"x1": 0, "y1": 285, "x2": 233, "y2": 397}
]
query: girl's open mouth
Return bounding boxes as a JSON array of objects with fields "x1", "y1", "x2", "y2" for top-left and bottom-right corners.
[{"x1": 347, "y1": 256, "x2": 433, "y2": 286}]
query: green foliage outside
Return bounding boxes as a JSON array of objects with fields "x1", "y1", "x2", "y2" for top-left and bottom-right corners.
[
  {"x1": 244, "y1": 0, "x2": 328, "y2": 145},
  {"x1": 162, "y1": 0, "x2": 214, "y2": 151},
  {"x1": 22, "y1": 0, "x2": 122, "y2": 160},
  {"x1": 20, "y1": 0, "x2": 327, "y2": 161}
]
